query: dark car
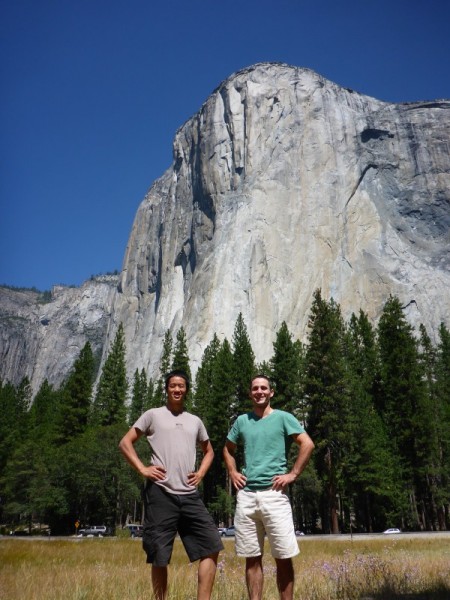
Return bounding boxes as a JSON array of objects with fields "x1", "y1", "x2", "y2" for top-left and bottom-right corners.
[{"x1": 125, "y1": 524, "x2": 143, "y2": 538}]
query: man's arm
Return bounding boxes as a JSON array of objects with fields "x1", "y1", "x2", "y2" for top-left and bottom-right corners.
[
  {"x1": 271, "y1": 431, "x2": 315, "y2": 491},
  {"x1": 187, "y1": 439, "x2": 214, "y2": 487},
  {"x1": 223, "y1": 440, "x2": 247, "y2": 490},
  {"x1": 118, "y1": 427, "x2": 167, "y2": 481}
]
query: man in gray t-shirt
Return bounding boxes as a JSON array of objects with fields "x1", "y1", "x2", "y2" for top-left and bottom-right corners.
[
  {"x1": 119, "y1": 370, "x2": 223, "y2": 600},
  {"x1": 133, "y1": 404, "x2": 210, "y2": 495}
]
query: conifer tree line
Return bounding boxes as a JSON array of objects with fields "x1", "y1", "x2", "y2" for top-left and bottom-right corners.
[{"x1": 0, "y1": 291, "x2": 449, "y2": 535}]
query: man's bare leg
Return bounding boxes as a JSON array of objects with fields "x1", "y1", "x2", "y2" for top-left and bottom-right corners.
[
  {"x1": 197, "y1": 552, "x2": 219, "y2": 600},
  {"x1": 151, "y1": 565, "x2": 168, "y2": 600},
  {"x1": 245, "y1": 556, "x2": 264, "y2": 600},
  {"x1": 275, "y1": 557, "x2": 294, "y2": 600}
]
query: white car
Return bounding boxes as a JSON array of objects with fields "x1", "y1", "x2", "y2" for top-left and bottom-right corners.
[
  {"x1": 383, "y1": 528, "x2": 401, "y2": 534},
  {"x1": 82, "y1": 525, "x2": 108, "y2": 537}
]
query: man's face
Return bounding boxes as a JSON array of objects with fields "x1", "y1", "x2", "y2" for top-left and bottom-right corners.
[
  {"x1": 166, "y1": 376, "x2": 187, "y2": 409},
  {"x1": 250, "y1": 377, "x2": 274, "y2": 409}
]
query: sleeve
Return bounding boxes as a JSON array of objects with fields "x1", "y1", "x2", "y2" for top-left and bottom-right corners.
[
  {"x1": 226, "y1": 416, "x2": 241, "y2": 444},
  {"x1": 133, "y1": 409, "x2": 153, "y2": 434},
  {"x1": 197, "y1": 417, "x2": 209, "y2": 443},
  {"x1": 283, "y1": 412, "x2": 305, "y2": 436}
]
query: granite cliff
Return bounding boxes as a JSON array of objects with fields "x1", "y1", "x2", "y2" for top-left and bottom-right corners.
[
  {"x1": 2, "y1": 63, "x2": 449, "y2": 394},
  {"x1": 0, "y1": 278, "x2": 116, "y2": 394}
]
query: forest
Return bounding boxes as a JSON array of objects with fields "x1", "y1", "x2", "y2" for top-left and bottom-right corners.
[{"x1": 0, "y1": 290, "x2": 449, "y2": 535}]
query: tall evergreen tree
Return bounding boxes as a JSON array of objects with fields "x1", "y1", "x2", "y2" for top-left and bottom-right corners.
[
  {"x1": 61, "y1": 422, "x2": 133, "y2": 529},
  {"x1": 377, "y1": 296, "x2": 427, "y2": 529},
  {"x1": 270, "y1": 324, "x2": 316, "y2": 533},
  {"x1": 1, "y1": 438, "x2": 38, "y2": 530},
  {"x1": 16, "y1": 376, "x2": 32, "y2": 413},
  {"x1": 128, "y1": 368, "x2": 151, "y2": 425},
  {"x1": 270, "y1": 321, "x2": 303, "y2": 412},
  {"x1": 303, "y1": 289, "x2": 351, "y2": 534},
  {"x1": 28, "y1": 380, "x2": 61, "y2": 442},
  {"x1": 232, "y1": 313, "x2": 255, "y2": 418},
  {"x1": 344, "y1": 311, "x2": 403, "y2": 532},
  {"x1": 433, "y1": 323, "x2": 450, "y2": 529},
  {"x1": 194, "y1": 334, "x2": 221, "y2": 419},
  {"x1": 172, "y1": 327, "x2": 191, "y2": 378},
  {"x1": 92, "y1": 324, "x2": 128, "y2": 426},
  {"x1": 0, "y1": 380, "x2": 29, "y2": 475},
  {"x1": 172, "y1": 327, "x2": 192, "y2": 407},
  {"x1": 416, "y1": 324, "x2": 444, "y2": 529},
  {"x1": 59, "y1": 342, "x2": 95, "y2": 439},
  {"x1": 154, "y1": 329, "x2": 173, "y2": 405},
  {"x1": 145, "y1": 376, "x2": 156, "y2": 410},
  {"x1": 291, "y1": 462, "x2": 322, "y2": 534},
  {"x1": 2, "y1": 380, "x2": 66, "y2": 531},
  {"x1": 195, "y1": 336, "x2": 235, "y2": 524}
]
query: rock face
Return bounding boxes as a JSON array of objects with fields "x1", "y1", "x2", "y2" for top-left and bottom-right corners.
[
  {"x1": 0, "y1": 278, "x2": 116, "y2": 394},
  {"x1": 1, "y1": 62, "x2": 449, "y2": 394}
]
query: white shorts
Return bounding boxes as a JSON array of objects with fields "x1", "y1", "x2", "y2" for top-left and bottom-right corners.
[{"x1": 234, "y1": 489, "x2": 299, "y2": 559}]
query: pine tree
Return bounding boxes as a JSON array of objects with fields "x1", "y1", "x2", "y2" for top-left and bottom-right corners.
[
  {"x1": 433, "y1": 323, "x2": 450, "y2": 529},
  {"x1": 59, "y1": 342, "x2": 95, "y2": 439},
  {"x1": 128, "y1": 368, "x2": 148, "y2": 425},
  {"x1": 154, "y1": 329, "x2": 173, "y2": 405},
  {"x1": 145, "y1": 376, "x2": 156, "y2": 410},
  {"x1": 16, "y1": 376, "x2": 32, "y2": 412},
  {"x1": 92, "y1": 324, "x2": 128, "y2": 426},
  {"x1": 416, "y1": 324, "x2": 443, "y2": 529},
  {"x1": 61, "y1": 422, "x2": 133, "y2": 530},
  {"x1": 232, "y1": 313, "x2": 255, "y2": 418},
  {"x1": 1, "y1": 438, "x2": 36, "y2": 529},
  {"x1": 344, "y1": 311, "x2": 403, "y2": 532},
  {"x1": 172, "y1": 327, "x2": 191, "y2": 379},
  {"x1": 0, "y1": 379, "x2": 32, "y2": 526},
  {"x1": 29, "y1": 380, "x2": 61, "y2": 442},
  {"x1": 303, "y1": 289, "x2": 351, "y2": 534},
  {"x1": 377, "y1": 296, "x2": 427, "y2": 529},
  {"x1": 0, "y1": 380, "x2": 29, "y2": 474},
  {"x1": 195, "y1": 337, "x2": 236, "y2": 524},
  {"x1": 194, "y1": 334, "x2": 221, "y2": 419},
  {"x1": 291, "y1": 462, "x2": 322, "y2": 534},
  {"x1": 270, "y1": 321, "x2": 303, "y2": 412},
  {"x1": 172, "y1": 327, "x2": 192, "y2": 406},
  {"x1": 2, "y1": 380, "x2": 66, "y2": 531}
]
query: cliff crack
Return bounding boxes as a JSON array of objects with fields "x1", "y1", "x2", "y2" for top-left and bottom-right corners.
[{"x1": 345, "y1": 163, "x2": 378, "y2": 209}]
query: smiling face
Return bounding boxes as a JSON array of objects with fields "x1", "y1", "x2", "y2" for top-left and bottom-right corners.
[
  {"x1": 166, "y1": 376, "x2": 187, "y2": 413},
  {"x1": 250, "y1": 376, "x2": 274, "y2": 414}
]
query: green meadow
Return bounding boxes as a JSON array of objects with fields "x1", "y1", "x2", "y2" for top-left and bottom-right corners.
[{"x1": 1, "y1": 535, "x2": 449, "y2": 599}]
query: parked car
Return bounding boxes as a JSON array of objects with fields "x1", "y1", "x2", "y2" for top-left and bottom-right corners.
[
  {"x1": 83, "y1": 525, "x2": 110, "y2": 537},
  {"x1": 125, "y1": 524, "x2": 143, "y2": 538},
  {"x1": 383, "y1": 527, "x2": 401, "y2": 534},
  {"x1": 222, "y1": 526, "x2": 236, "y2": 537},
  {"x1": 217, "y1": 527, "x2": 227, "y2": 535}
]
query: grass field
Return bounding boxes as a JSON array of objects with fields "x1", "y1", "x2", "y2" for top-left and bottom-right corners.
[{"x1": 1, "y1": 535, "x2": 449, "y2": 599}]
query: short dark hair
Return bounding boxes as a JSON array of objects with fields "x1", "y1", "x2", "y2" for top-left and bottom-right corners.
[
  {"x1": 250, "y1": 373, "x2": 273, "y2": 390},
  {"x1": 165, "y1": 370, "x2": 190, "y2": 392}
]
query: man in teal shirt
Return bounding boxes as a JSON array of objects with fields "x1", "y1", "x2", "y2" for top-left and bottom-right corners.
[{"x1": 223, "y1": 375, "x2": 314, "y2": 600}]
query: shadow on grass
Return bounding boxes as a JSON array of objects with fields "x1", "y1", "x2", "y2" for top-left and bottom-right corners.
[{"x1": 362, "y1": 588, "x2": 450, "y2": 600}]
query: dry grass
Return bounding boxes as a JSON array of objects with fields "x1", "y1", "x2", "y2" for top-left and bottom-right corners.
[{"x1": 1, "y1": 536, "x2": 449, "y2": 599}]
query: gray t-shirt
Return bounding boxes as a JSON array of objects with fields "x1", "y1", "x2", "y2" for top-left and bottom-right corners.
[{"x1": 133, "y1": 405, "x2": 209, "y2": 495}]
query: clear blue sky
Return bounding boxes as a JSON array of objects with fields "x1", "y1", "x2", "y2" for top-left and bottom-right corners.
[{"x1": 1, "y1": 0, "x2": 449, "y2": 291}]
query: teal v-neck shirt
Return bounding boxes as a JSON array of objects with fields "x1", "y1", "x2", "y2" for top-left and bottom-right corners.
[{"x1": 226, "y1": 410, "x2": 305, "y2": 490}]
